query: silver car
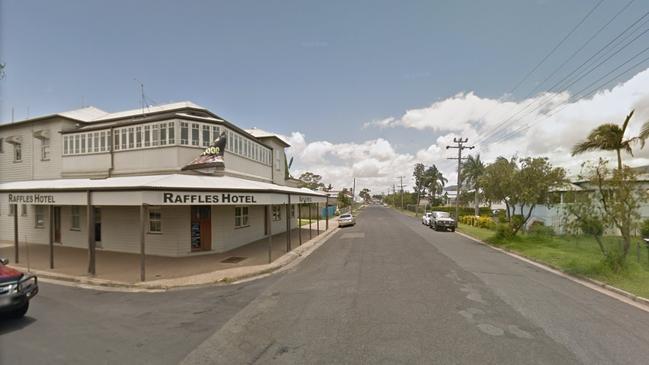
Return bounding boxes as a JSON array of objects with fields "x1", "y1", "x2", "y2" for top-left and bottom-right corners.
[{"x1": 338, "y1": 213, "x2": 355, "y2": 227}]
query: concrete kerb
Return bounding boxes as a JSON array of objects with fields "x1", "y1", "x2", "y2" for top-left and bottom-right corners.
[
  {"x1": 12, "y1": 225, "x2": 341, "y2": 293},
  {"x1": 455, "y1": 231, "x2": 649, "y2": 314}
]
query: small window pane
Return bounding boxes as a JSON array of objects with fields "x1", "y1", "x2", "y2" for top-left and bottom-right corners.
[
  {"x1": 160, "y1": 124, "x2": 167, "y2": 146},
  {"x1": 144, "y1": 125, "x2": 151, "y2": 147},
  {"x1": 180, "y1": 122, "x2": 188, "y2": 144},
  {"x1": 191, "y1": 123, "x2": 199, "y2": 146},
  {"x1": 168, "y1": 122, "x2": 175, "y2": 144},
  {"x1": 128, "y1": 127, "x2": 134, "y2": 148},
  {"x1": 202, "y1": 125, "x2": 210, "y2": 146},
  {"x1": 121, "y1": 129, "x2": 127, "y2": 149}
]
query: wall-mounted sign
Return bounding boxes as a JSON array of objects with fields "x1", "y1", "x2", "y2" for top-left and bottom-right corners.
[
  {"x1": 181, "y1": 131, "x2": 227, "y2": 171},
  {"x1": 296, "y1": 195, "x2": 327, "y2": 203},
  {"x1": 144, "y1": 191, "x2": 288, "y2": 205},
  {"x1": 0, "y1": 192, "x2": 87, "y2": 205}
]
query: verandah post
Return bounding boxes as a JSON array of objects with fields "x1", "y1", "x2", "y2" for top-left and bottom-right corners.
[{"x1": 13, "y1": 204, "x2": 19, "y2": 264}]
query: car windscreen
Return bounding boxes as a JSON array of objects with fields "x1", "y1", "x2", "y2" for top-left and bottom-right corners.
[
  {"x1": 340, "y1": 214, "x2": 352, "y2": 218},
  {"x1": 435, "y1": 212, "x2": 451, "y2": 218}
]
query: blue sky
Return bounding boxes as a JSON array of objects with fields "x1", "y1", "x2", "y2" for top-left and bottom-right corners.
[{"x1": 2, "y1": 0, "x2": 649, "y2": 191}]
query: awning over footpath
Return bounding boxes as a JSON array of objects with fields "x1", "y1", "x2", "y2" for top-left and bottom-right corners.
[{"x1": 0, "y1": 174, "x2": 327, "y2": 206}]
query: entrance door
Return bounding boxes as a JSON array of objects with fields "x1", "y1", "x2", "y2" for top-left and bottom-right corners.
[
  {"x1": 53, "y1": 207, "x2": 61, "y2": 243},
  {"x1": 190, "y1": 206, "x2": 211, "y2": 251},
  {"x1": 94, "y1": 208, "x2": 102, "y2": 245}
]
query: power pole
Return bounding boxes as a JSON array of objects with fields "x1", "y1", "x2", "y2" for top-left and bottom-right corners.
[
  {"x1": 397, "y1": 176, "x2": 405, "y2": 209},
  {"x1": 352, "y1": 178, "x2": 356, "y2": 213},
  {"x1": 393, "y1": 184, "x2": 396, "y2": 207},
  {"x1": 446, "y1": 138, "x2": 474, "y2": 220}
]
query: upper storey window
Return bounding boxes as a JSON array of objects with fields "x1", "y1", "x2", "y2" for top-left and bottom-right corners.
[{"x1": 61, "y1": 120, "x2": 273, "y2": 166}]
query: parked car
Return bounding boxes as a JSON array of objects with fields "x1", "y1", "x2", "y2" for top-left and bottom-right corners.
[
  {"x1": 0, "y1": 258, "x2": 39, "y2": 318},
  {"x1": 338, "y1": 213, "x2": 356, "y2": 227},
  {"x1": 422, "y1": 212, "x2": 433, "y2": 225},
  {"x1": 429, "y1": 211, "x2": 456, "y2": 232}
]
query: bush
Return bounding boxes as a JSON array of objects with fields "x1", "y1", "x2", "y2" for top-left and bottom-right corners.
[
  {"x1": 528, "y1": 222, "x2": 555, "y2": 237},
  {"x1": 511, "y1": 215, "x2": 524, "y2": 232},
  {"x1": 495, "y1": 223, "x2": 514, "y2": 240},
  {"x1": 641, "y1": 219, "x2": 649, "y2": 238}
]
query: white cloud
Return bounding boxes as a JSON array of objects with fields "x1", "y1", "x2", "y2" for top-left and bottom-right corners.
[{"x1": 286, "y1": 68, "x2": 649, "y2": 194}]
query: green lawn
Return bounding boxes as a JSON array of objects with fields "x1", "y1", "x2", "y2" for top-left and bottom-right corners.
[{"x1": 457, "y1": 223, "x2": 649, "y2": 299}]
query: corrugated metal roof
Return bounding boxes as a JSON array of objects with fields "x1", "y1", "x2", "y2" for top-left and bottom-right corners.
[
  {"x1": 91, "y1": 101, "x2": 205, "y2": 122},
  {"x1": 0, "y1": 174, "x2": 326, "y2": 196},
  {"x1": 245, "y1": 128, "x2": 290, "y2": 147}
]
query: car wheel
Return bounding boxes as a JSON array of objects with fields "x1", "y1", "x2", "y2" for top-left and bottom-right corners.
[
  {"x1": 451, "y1": 228, "x2": 455, "y2": 232},
  {"x1": 10, "y1": 302, "x2": 29, "y2": 318}
]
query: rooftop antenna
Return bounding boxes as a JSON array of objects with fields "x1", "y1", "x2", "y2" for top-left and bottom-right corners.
[{"x1": 134, "y1": 78, "x2": 149, "y2": 115}]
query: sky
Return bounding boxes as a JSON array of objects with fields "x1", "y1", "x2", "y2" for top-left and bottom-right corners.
[{"x1": 2, "y1": 0, "x2": 649, "y2": 194}]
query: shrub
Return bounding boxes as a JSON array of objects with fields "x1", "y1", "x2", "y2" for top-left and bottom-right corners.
[
  {"x1": 528, "y1": 222, "x2": 555, "y2": 237},
  {"x1": 495, "y1": 223, "x2": 514, "y2": 240},
  {"x1": 641, "y1": 219, "x2": 649, "y2": 238}
]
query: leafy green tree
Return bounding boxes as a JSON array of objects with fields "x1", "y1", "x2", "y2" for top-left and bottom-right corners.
[
  {"x1": 298, "y1": 171, "x2": 325, "y2": 190},
  {"x1": 423, "y1": 165, "x2": 447, "y2": 202},
  {"x1": 512, "y1": 157, "x2": 566, "y2": 235},
  {"x1": 461, "y1": 154, "x2": 485, "y2": 216},
  {"x1": 413, "y1": 163, "x2": 426, "y2": 206},
  {"x1": 359, "y1": 188, "x2": 371, "y2": 203},
  {"x1": 337, "y1": 188, "x2": 352, "y2": 208},
  {"x1": 481, "y1": 157, "x2": 518, "y2": 222},
  {"x1": 565, "y1": 159, "x2": 648, "y2": 271},
  {"x1": 572, "y1": 110, "x2": 644, "y2": 171}
]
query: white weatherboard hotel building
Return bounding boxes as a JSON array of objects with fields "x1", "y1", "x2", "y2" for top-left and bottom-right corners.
[{"x1": 0, "y1": 102, "x2": 326, "y2": 277}]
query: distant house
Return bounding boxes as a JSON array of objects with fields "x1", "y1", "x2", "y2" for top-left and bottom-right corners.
[{"x1": 519, "y1": 169, "x2": 649, "y2": 234}]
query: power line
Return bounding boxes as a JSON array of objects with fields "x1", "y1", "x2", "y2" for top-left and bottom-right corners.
[
  {"x1": 471, "y1": 0, "x2": 606, "y2": 125},
  {"x1": 489, "y1": 48, "x2": 649, "y2": 145},
  {"x1": 478, "y1": 9, "x2": 649, "y2": 145}
]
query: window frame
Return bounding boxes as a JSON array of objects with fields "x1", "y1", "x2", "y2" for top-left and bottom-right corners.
[
  {"x1": 148, "y1": 207, "x2": 162, "y2": 233},
  {"x1": 40, "y1": 139, "x2": 50, "y2": 161},
  {"x1": 272, "y1": 205, "x2": 281, "y2": 221},
  {"x1": 13, "y1": 143, "x2": 22, "y2": 162},
  {"x1": 35, "y1": 206, "x2": 45, "y2": 228},
  {"x1": 234, "y1": 206, "x2": 249, "y2": 228},
  {"x1": 71, "y1": 206, "x2": 81, "y2": 230}
]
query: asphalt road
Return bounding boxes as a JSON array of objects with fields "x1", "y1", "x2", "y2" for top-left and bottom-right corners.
[{"x1": 3, "y1": 206, "x2": 649, "y2": 364}]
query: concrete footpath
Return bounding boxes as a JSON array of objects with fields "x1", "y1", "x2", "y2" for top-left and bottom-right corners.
[{"x1": 8, "y1": 223, "x2": 340, "y2": 292}]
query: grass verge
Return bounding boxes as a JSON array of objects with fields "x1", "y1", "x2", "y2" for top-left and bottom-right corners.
[{"x1": 457, "y1": 223, "x2": 649, "y2": 299}]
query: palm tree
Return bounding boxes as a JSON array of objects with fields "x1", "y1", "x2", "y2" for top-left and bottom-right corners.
[
  {"x1": 572, "y1": 110, "x2": 643, "y2": 171},
  {"x1": 461, "y1": 154, "x2": 485, "y2": 216},
  {"x1": 423, "y1": 165, "x2": 447, "y2": 205},
  {"x1": 434, "y1": 170, "x2": 448, "y2": 204}
]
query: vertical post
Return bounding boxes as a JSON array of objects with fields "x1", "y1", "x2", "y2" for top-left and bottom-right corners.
[
  {"x1": 298, "y1": 203, "x2": 302, "y2": 245},
  {"x1": 49, "y1": 205, "x2": 54, "y2": 269},
  {"x1": 267, "y1": 205, "x2": 273, "y2": 263},
  {"x1": 309, "y1": 203, "x2": 312, "y2": 240},
  {"x1": 316, "y1": 202, "x2": 320, "y2": 235},
  {"x1": 87, "y1": 192, "x2": 96, "y2": 276},
  {"x1": 140, "y1": 205, "x2": 146, "y2": 282},
  {"x1": 325, "y1": 196, "x2": 329, "y2": 230},
  {"x1": 13, "y1": 204, "x2": 19, "y2": 264},
  {"x1": 286, "y1": 195, "x2": 291, "y2": 252}
]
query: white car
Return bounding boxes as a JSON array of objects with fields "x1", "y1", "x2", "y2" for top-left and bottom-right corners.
[
  {"x1": 338, "y1": 213, "x2": 355, "y2": 227},
  {"x1": 422, "y1": 212, "x2": 433, "y2": 225}
]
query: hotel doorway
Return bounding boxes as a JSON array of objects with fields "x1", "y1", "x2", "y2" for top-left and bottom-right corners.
[{"x1": 191, "y1": 206, "x2": 211, "y2": 251}]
